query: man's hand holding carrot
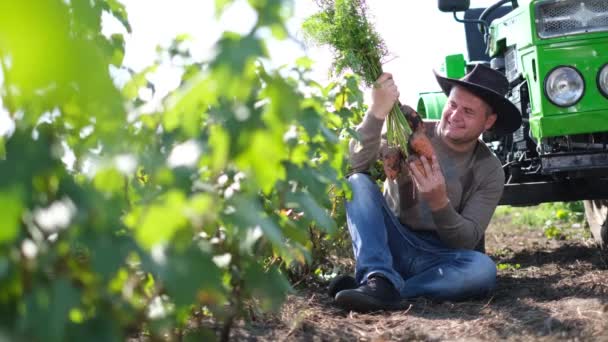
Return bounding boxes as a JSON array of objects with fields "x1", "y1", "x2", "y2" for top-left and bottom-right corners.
[
  {"x1": 409, "y1": 155, "x2": 449, "y2": 211},
  {"x1": 370, "y1": 73, "x2": 399, "y2": 120}
]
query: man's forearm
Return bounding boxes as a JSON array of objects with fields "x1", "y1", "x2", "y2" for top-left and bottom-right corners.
[
  {"x1": 348, "y1": 112, "x2": 385, "y2": 174},
  {"x1": 432, "y1": 183, "x2": 503, "y2": 249},
  {"x1": 431, "y1": 204, "x2": 484, "y2": 249}
]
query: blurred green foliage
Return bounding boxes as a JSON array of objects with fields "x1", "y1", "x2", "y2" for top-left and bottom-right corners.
[
  {"x1": 496, "y1": 263, "x2": 521, "y2": 271},
  {"x1": 495, "y1": 202, "x2": 587, "y2": 241},
  {"x1": 495, "y1": 202, "x2": 585, "y2": 229},
  {"x1": 0, "y1": 0, "x2": 365, "y2": 340}
]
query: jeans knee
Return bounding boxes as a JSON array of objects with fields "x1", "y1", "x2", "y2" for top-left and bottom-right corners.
[
  {"x1": 469, "y1": 252, "x2": 497, "y2": 291},
  {"x1": 348, "y1": 172, "x2": 374, "y2": 187},
  {"x1": 347, "y1": 173, "x2": 382, "y2": 202}
]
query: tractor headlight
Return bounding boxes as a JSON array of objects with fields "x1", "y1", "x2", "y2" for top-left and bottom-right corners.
[
  {"x1": 544, "y1": 66, "x2": 585, "y2": 107},
  {"x1": 598, "y1": 64, "x2": 608, "y2": 98}
]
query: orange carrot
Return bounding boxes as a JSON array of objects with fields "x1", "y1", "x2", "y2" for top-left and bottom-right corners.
[
  {"x1": 409, "y1": 130, "x2": 434, "y2": 160},
  {"x1": 383, "y1": 150, "x2": 402, "y2": 180},
  {"x1": 399, "y1": 105, "x2": 436, "y2": 177},
  {"x1": 400, "y1": 105, "x2": 435, "y2": 160}
]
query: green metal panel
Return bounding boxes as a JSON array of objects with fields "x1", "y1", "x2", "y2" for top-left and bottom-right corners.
[
  {"x1": 487, "y1": 0, "x2": 608, "y2": 139},
  {"x1": 427, "y1": 0, "x2": 608, "y2": 140},
  {"x1": 444, "y1": 54, "x2": 466, "y2": 79},
  {"x1": 519, "y1": 45, "x2": 543, "y2": 127},
  {"x1": 489, "y1": 1, "x2": 608, "y2": 57},
  {"x1": 530, "y1": 109, "x2": 608, "y2": 137},
  {"x1": 527, "y1": 38, "x2": 608, "y2": 138},
  {"x1": 488, "y1": 1, "x2": 535, "y2": 57},
  {"x1": 417, "y1": 92, "x2": 446, "y2": 120}
]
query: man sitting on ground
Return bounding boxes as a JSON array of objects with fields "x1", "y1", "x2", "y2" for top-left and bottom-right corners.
[{"x1": 332, "y1": 64, "x2": 522, "y2": 312}]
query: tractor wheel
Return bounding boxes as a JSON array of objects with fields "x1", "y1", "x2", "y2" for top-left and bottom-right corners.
[{"x1": 583, "y1": 200, "x2": 608, "y2": 248}]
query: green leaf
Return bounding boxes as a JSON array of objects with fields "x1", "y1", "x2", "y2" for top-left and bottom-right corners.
[
  {"x1": 543, "y1": 225, "x2": 563, "y2": 240},
  {"x1": 0, "y1": 257, "x2": 8, "y2": 278},
  {"x1": 278, "y1": 215, "x2": 310, "y2": 247},
  {"x1": 556, "y1": 208, "x2": 569, "y2": 220},
  {"x1": 72, "y1": 0, "x2": 102, "y2": 33},
  {"x1": 22, "y1": 280, "x2": 79, "y2": 342},
  {"x1": 187, "y1": 194, "x2": 218, "y2": 234},
  {"x1": 104, "y1": 0, "x2": 132, "y2": 33},
  {"x1": 164, "y1": 75, "x2": 217, "y2": 133},
  {"x1": 109, "y1": 34, "x2": 125, "y2": 67},
  {"x1": 230, "y1": 196, "x2": 283, "y2": 247},
  {"x1": 129, "y1": 190, "x2": 188, "y2": 249},
  {"x1": 270, "y1": 23, "x2": 288, "y2": 40},
  {"x1": 285, "y1": 164, "x2": 328, "y2": 203},
  {"x1": 208, "y1": 125, "x2": 229, "y2": 173},
  {"x1": 286, "y1": 191, "x2": 336, "y2": 234},
  {"x1": 49, "y1": 279, "x2": 79, "y2": 341},
  {"x1": 289, "y1": 143, "x2": 309, "y2": 166},
  {"x1": 334, "y1": 89, "x2": 346, "y2": 111},
  {"x1": 235, "y1": 130, "x2": 286, "y2": 194},
  {"x1": 212, "y1": 33, "x2": 266, "y2": 75},
  {"x1": 249, "y1": 0, "x2": 287, "y2": 29},
  {"x1": 65, "y1": 316, "x2": 122, "y2": 342},
  {"x1": 243, "y1": 263, "x2": 291, "y2": 312},
  {"x1": 123, "y1": 65, "x2": 157, "y2": 101},
  {"x1": 320, "y1": 125, "x2": 339, "y2": 144},
  {"x1": 295, "y1": 56, "x2": 314, "y2": 70},
  {"x1": 215, "y1": 0, "x2": 233, "y2": 18},
  {"x1": 0, "y1": 136, "x2": 5, "y2": 160},
  {"x1": 260, "y1": 71, "x2": 300, "y2": 125},
  {"x1": 86, "y1": 235, "x2": 134, "y2": 280},
  {"x1": 0, "y1": 187, "x2": 23, "y2": 243},
  {"x1": 156, "y1": 245, "x2": 223, "y2": 307},
  {"x1": 92, "y1": 167, "x2": 124, "y2": 195},
  {"x1": 0, "y1": 1, "x2": 126, "y2": 133},
  {"x1": 300, "y1": 107, "x2": 322, "y2": 137},
  {"x1": 180, "y1": 107, "x2": 203, "y2": 138},
  {"x1": 0, "y1": 0, "x2": 368, "y2": 335}
]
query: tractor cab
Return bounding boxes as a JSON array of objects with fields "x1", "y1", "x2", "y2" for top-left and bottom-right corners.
[{"x1": 463, "y1": 7, "x2": 513, "y2": 63}]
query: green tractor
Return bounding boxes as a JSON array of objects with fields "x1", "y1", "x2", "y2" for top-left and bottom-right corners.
[{"x1": 417, "y1": 0, "x2": 608, "y2": 246}]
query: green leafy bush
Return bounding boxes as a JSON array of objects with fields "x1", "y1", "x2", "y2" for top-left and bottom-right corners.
[
  {"x1": 495, "y1": 202, "x2": 585, "y2": 229},
  {"x1": 0, "y1": 1, "x2": 365, "y2": 340}
]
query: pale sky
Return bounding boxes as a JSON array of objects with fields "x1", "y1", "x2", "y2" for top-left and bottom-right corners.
[
  {"x1": 0, "y1": 0, "x2": 502, "y2": 138},
  {"x1": 103, "y1": 0, "x2": 501, "y2": 107}
]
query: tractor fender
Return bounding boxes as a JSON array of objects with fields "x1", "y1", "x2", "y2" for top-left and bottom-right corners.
[{"x1": 416, "y1": 91, "x2": 446, "y2": 120}]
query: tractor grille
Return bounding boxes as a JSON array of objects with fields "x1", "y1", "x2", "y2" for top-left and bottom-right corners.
[
  {"x1": 504, "y1": 46, "x2": 519, "y2": 83},
  {"x1": 536, "y1": 0, "x2": 608, "y2": 38}
]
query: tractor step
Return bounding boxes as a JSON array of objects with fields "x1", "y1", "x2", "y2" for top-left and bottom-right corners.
[{"x1": 500, "y1": 178, "x2": 608, "y2": 206}]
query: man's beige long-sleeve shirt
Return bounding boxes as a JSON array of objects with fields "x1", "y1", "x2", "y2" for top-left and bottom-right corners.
[{"x1": 348, "y1": 112, "x2": 505, "y2": 250}]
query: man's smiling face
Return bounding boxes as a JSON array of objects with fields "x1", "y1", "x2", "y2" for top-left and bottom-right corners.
[{"x1": 438, "y1": 86, "x2": 497, "y2": 146}]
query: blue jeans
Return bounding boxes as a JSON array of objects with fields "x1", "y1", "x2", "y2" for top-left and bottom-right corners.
[{"x1": 345, "y1": 173, "x2": 496, "y2": 301}]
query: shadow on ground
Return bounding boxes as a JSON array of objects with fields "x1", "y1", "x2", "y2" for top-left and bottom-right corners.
[{"x1": 195, "y1": 222, "x2": 608, "y2": 341}]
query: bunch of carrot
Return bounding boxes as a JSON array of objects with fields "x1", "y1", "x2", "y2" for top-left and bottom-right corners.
[{"x1": 303, "y1": 0, "x2": 435, "y2": 168}]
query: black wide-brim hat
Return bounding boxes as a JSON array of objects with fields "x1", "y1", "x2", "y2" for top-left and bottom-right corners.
[{"x1": 434, "y1": 63, "x2": 522, "y2": 136}]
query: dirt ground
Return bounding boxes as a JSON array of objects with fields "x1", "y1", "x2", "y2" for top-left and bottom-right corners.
[{"x1": 217, "y1": 211, "x2": 608, "y2": 341}]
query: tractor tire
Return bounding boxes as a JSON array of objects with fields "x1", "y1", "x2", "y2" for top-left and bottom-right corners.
[{"x1": 583, "y1": 200, "x2": 608, "y2": 248}]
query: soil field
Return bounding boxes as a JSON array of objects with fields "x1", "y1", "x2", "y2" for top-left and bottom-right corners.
[{"x1": 211, "y1": 208, "x2": 608, "y2": 341}]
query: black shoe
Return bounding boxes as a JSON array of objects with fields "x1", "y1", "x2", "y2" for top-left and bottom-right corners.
[
  {"x1": 335, "y1": 275, "x2": 405, "y2": 312},
  {"x1": 328, "y1": 274, "x2": 358, "y2": 299}
]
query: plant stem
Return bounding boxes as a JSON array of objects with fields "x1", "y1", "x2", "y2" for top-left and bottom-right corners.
[{"x1": 364, "y1": 54, "x2": 411, "y2": 157}]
